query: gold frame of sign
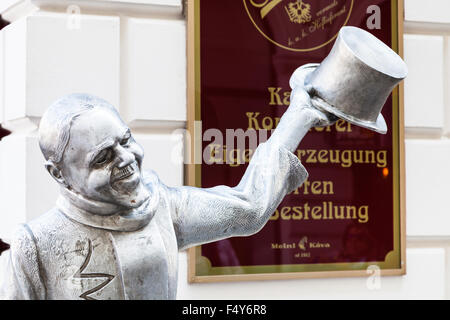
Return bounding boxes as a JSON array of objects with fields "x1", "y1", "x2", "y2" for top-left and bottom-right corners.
[{"x1": 186, "y1": 0, "x2": 406, "y2": 282}]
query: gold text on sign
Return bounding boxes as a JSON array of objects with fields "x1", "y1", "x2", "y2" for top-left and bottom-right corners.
[{"x1": 249, "y1": 0, "x2": 283, "y2": 19}]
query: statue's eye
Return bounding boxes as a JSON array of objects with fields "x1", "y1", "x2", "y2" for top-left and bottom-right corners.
[
  {"x1": 95, "y1": 150, "x2": 109, "y2": 165},
  {"x1": 120, "y1": 137, "x2": 130, "y2": 146}
]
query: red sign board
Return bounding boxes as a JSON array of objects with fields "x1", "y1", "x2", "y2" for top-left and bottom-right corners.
[{"x1": 188, "y1": 0, "x2": 405, "y2": 281}]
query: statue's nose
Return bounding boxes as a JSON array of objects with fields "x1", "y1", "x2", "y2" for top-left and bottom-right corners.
[{"x1": 115, "y1": 145, "x2": 135, "y2": 168}]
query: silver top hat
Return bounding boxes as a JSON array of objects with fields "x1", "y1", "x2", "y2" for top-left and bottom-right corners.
[{"x1": 291, "y1": 26, "x2": 408, "y2": 134}]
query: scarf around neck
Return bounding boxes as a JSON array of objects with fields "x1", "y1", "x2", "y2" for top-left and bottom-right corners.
[{"x1": 56, "y1": 178, "x2": 160, "y2": 232}]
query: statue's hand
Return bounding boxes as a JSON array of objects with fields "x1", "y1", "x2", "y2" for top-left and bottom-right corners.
[
  {"x1": 305, "y1": 100, "x2": 339, "y2": 127},
  {"x1": 289, "y1": 64, "x2": 338, "y2": 128}
]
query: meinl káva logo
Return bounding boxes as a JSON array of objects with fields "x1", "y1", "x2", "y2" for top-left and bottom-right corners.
[{"x1": 243, "y1": 0, "x2": 354, "y2": 52}]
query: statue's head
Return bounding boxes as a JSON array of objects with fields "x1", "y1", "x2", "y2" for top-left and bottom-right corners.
[{"x1": 39, "y1": 93, "x2": 149, "y2": 213}]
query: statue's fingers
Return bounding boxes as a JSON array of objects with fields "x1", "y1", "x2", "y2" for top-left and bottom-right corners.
[
  {"x1": 304, "y1": 84, "x2": 314, "y2": 94},
  {"x1": 289, "y1": 63, "x2": 319, "y2": 90},
  {"x1": 290, "y1": 86, "x2": 311, "y2": 108},
  {"x1": 312, "y1": 107, "x2": 339, "y2": 127}
]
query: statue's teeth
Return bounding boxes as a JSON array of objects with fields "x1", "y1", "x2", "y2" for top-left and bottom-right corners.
[{"x1": 116, "y1": 164, "x2": 135, "y2": 179}]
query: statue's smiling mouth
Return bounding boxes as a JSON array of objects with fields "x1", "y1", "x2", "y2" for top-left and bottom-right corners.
[{"x1": 112, "y1": 162, "x2": 137, "y2": 182}]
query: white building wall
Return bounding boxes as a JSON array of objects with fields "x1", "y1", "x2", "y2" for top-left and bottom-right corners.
[{"x1": 0, "y1": 0, "x2": 449, "y2": 299}]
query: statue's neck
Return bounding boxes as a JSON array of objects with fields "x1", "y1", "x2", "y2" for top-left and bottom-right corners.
[
  {"x1": 60, "y1": 187, "x2": 129, "y2": 215},
  {"x1": 56, "y1": 186, "x2": 158, "y2": 232}
]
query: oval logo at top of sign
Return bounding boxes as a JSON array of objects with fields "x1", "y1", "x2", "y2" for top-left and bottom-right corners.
[{"x1": 243, "y1": 0, "x2": 354, "y2": 52}]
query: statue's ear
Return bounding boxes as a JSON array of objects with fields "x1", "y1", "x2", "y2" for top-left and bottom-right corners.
[{"x1": 45, "y1": 161, "x2": 67, "y2": 187}]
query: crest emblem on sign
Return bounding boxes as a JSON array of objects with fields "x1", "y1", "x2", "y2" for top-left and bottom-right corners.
[
  {"x1": 298, "y1": 236, "x2": 308, "y2": 251},
  {"x1": 244, "y1": 0, "x2": 354, "y2": 52},
  {"x1": 285, "y1": 0, "x2": 311, "y2": 24}
]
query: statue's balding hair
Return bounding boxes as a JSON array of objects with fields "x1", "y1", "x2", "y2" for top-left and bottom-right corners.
[{"x1": 39, "y1": 93, "x2": 120, "y2": 164}]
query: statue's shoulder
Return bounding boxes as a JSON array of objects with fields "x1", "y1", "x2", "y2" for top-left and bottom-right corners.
[
  {"x1": 9, "y1": 224, "x2": 37, "y2": 258},
  {"x1": 12, "y1": 208, "x2": 101, "y2": 266},
  {"x1": 26, "y1": 207, "x2": 73, "y2": 235},
  {"x1": 7, "y1": 218, "x2": 47, "y2": 275},
  {"x1": 10, "y1": 208, "x2": 62, "y2": 243},
  {"x1": 19, "y1": 208, "x2": 85, "y2": 251}
]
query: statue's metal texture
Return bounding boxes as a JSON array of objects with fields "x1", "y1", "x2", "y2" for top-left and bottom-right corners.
[{"x1": 0, "y1": 27, "x2": 406, "y2": 300}]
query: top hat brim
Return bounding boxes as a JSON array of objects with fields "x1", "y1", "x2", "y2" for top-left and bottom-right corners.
[
  {"x1": 296, "y1": 64, "x2": 388, "y2": 134},
  {"x1": 310, "y1": 96, "x2": 387, "y2": 134}
]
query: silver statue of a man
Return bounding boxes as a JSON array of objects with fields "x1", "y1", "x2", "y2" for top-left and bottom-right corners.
[
  {"x1": 0, "y1": 66, "x2": 333, "y2": 300},
  {"x1": 0, "y1": 24, "x2": 407, "y2": 299}
]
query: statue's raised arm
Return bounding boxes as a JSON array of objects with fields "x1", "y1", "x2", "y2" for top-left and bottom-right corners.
[{"x1": 170, "y1": 65, "x2": 337, "y2": 250}]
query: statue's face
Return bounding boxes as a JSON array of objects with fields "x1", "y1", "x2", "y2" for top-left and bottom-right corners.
[{"x1": 59, "y1": 108, "x2": 149, "y2": 211}]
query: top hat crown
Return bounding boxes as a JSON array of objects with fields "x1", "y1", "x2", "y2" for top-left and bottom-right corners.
[{"x1": 292, "y1": 26, "x2": 408, "y2": 134}]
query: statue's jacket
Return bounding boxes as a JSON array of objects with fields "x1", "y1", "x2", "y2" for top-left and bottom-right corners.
[{"x1": 0, "y1": 142, "x2": 307, "y2": 300}]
